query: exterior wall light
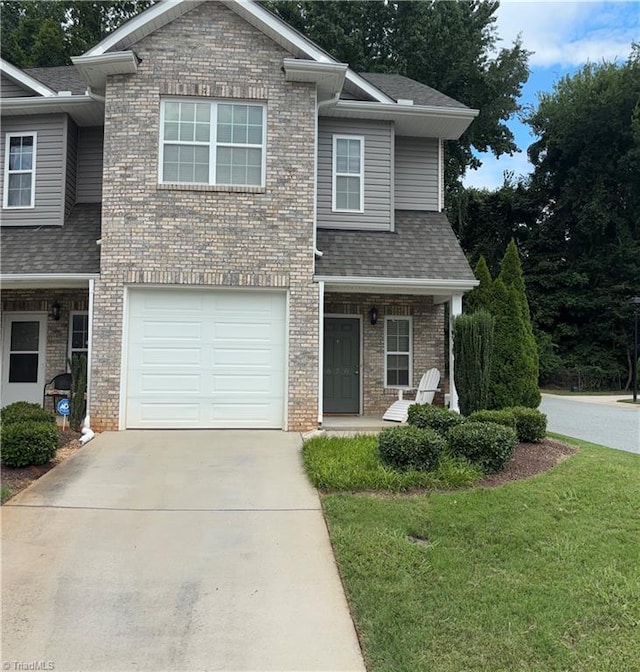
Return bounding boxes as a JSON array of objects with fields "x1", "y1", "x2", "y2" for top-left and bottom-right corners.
[
  {"x1": 51, "y1": 301, "x2": 61, "y2": 321},
  {"x1": 369, "y1": 306, "x2": 378, "y2": 325}
]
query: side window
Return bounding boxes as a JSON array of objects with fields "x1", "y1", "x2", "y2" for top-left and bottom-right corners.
[
  {"x1": 68, "y1": 312, "x2": 89, "y2": 363},
  {"x1": 332, "y1": 135, "x2": 364, "y2": 212},
  {"x1": 3, "y1": 132, "x2": 37, "y2": 208},
  {"x1": 385, "y1": 317, "x2": 412, "y2": 387}
]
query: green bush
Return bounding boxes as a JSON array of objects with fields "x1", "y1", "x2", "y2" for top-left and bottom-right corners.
[
  {"x1": 1, "y1": 422, "x2": 59, "y2": 468},
  {"x1": 407, "y1": 404, "x2": 464, "y2": 437},
  {"x1": 1, "y1": 401, "x2": 56, "y2": 426},
  {"x1": 509, "y1": 406, "x2": 547, "y2": 443},
  {"x1": 467, "y1": 409, "x2": 516, "y2": 430},
  {"x1": 378, "y1": 426, "x2": 446, "y2": 472},
  {"x1": 453, "y1": 310, "x2": 494, "y2": 416},
  {"x1": 448, "y1": 421, "x2": 518, "y2": 473},
  {"x1": 69, "y1": 354, "x2": 87, "y2": 431}
]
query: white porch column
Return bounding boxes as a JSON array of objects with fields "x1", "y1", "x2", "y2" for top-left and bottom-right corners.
[
  {"x1": 317, "y1": 281, "x2": 325, "y2": 426},
  {"x1": 449, "y1": 293, "x2": 463, "y2": 413}
]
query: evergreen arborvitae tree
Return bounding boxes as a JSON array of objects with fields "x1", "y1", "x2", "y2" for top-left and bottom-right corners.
[
  {"x1": 498, "y1": 240, "x2": 540, "y2": 407},
  {"x1": 465, "y1": 255, "x2": 492, "y2": 313},
  {"x1": 453, "y1": 310, "x2": 495, "y2": 416}
]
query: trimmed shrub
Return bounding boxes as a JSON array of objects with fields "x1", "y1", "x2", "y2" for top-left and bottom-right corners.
[
  {"x1": 509, "y1": 406, "x2": 547, "y2": 443},
  {"x1": 1, "y1": 401, "x2": 56, "y2": 426},
  {"x1": 448, "y1": 421, "x2": 518, "y2": 473},
  {"x1": 378, "y1": 426, "x2": 446, "y2": 472},
  {"x1": 407, "y1": 404, "x2": 464, "y2": 437},
  {"x1": 1, "y1": 422, "x2": 59, "y2": 468},
  {"x1": 69, "y1": 354, "x2": 87, "y2": 431},
  {"x1": 467, "y1": 409, "x2": 516, "y2": 430},
  {"x1": 453, "y1": 310, "x2": 495, "y2": 416}
]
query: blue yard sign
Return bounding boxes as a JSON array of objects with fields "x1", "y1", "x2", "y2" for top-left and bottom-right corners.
[{"x1": 57, "y1": 398, "x2": 70, "y2": 416}]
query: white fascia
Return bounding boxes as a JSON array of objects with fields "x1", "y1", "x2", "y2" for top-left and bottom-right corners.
[
  {"x1": 79, "y1": 0, "x2": 394, "y2": 104},
  {"x1": 314, "y1": 275, "x2": 479, "y2": 292},
  {"x1": 333, "y1": 99, "x2": 479, "y2": 122},
  {"x1": 0, "y1": 96, "x2": 95, "y2": 112},
  {"x1": 0, "y1": 58, "x2": 56, "y2": 97},
  {"x1": 0, "y1": 273, "x2": 99, "y2": 289},
  {"x1": 71, "y1": 51, "x2": 139, "y2": 91},
  {"x1": 283, "y1": 59, "x2": 347, "y2": 101}
]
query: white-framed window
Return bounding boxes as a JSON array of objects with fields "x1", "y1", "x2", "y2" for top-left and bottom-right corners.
[
  {"x1": 68, "y1": 312, "x2": 89, "y2": 363},
  {"x1": 3, "y1": 132, "x2": 37, "y2": 209},
  {"x1": 384, "y1": 316, "x2": 412, "y2": 388},
  {"x1": 332, "y1": 135, "x2": 364, "y2": 212},
  {"x1": 159, "y1": 99, "x2": 266, "y2": 187}
]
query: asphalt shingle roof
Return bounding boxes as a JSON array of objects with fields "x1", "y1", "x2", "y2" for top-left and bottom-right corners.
[
  {"x1": 316, "y1": 210, "x2": 475, "y2": 282},
  {"x1": 358, "y1": 72, "x2": 469, "y2": 109},
  {"x1": 1, "y1": 204, "x2": 101, "y2": 275},
  {"x1": 24, "y1": 65, "x2": 86, "y2": 95}
]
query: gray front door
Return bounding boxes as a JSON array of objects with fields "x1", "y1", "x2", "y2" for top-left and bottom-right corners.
[{"x1": 323, "y1": 317, "x2": 360, "y2": 414}]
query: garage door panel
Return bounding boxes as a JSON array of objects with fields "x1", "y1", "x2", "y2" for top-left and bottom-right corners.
[
  {"x1": 141, "y1": 321, "x2": 202, "y2": 340},
  {"x1": 125, "y1": 289, "x2": 286, "y2": 429},
  {"x1": 138, "y1": 373, "x2": 202, "y2": 394}
]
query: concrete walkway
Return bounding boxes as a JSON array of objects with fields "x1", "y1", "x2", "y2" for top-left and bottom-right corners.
[
  {"x1": 540, "y1": 394, "x2": 640, "y2": 454},
  {"x1": 1, "y1": 431, "x2": 365, "y2": 672}
]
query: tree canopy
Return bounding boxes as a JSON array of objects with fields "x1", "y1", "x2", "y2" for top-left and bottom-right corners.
[
  {"x1": 264, "y1": 0, "x2": 530, "y2": 192},
  {"x1": 0, "y1": 1, "x2": 155, "y2": 67},
  {"x1": 523, "y1": 47, "x2": 640, "y2": 389}
]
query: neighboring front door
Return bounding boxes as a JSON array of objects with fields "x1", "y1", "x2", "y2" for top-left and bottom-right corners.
[
  {"x1": 1, "y1": 313, "x2": 47, "y2": 406},
  {"x1": 324, "y1": 317, "x2": 360, "y2": 414}
]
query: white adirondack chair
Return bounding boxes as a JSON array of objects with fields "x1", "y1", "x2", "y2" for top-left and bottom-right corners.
[{"x1": 382, "y1": 368, "x2": 441, "y2": 423}]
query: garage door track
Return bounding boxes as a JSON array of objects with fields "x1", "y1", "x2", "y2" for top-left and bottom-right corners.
[{"x1": 1, "y1": 431, "x2": 365, "y2": 671}]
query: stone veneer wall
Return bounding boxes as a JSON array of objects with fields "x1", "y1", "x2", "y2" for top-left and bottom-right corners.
[
  {"x1": 324, "y1": 293, "x2": 445, "y2": 416},
  {"x1": 1, "y1": 288, "x2": 89, "y2": 395},
  {"x1": 92, "y1": 2, "x2": 318, "y2": 431}
]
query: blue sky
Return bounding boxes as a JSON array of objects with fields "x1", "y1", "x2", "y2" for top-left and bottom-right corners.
[{"x1": 463, "y1": 0, "x2": 640, "y2": 190}]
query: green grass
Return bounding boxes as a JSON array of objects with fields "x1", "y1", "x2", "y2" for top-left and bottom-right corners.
[
  {"x1": 1, "y1": 484, "x2": 12, "y2": 504},
  {"x1": 321, "y1": 437, "x2": 640, "y2": 672},
  {"x1": 617, "y1": 399, "x2": 640, "y2": 405},
  {"x1": 542, "y1": 388, "x2": 627, "y2": 396},
  {"x1": 303, "y1": 434, "x2": 482, "y2": 492}
]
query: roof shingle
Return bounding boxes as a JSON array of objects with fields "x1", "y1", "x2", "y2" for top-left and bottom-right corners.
[
  {"x1": 23, "y1": 65, "x2": 86, "y2": 95},
  {"x1": 1, "y1": 204, "x2": 101, "y2": 275},
  {"x1": 358, "y1": 73, "x2": 469, "y2": 109},
  {"x1": 316, "y1": 210, "x2": 474, "y2": 282}
]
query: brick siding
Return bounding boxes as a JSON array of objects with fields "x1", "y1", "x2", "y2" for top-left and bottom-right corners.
[{"x1": 92, "y1": 1, "x2": 318, "y2": 430}]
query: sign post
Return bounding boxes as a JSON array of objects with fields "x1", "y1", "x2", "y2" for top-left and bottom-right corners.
[{"x1": 56, "y1": 398, "x2": 70, "y2": 430}]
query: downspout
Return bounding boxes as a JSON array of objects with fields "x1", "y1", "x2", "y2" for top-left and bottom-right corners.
[
  {"x1": 318, "y1": 280, "x2": 325, "y2": 426},
  {"x1": 313, "y1": 90, "x2": 341, "y2": 258},
  {"x1": 86, "y1": 87, "x2": 105, "y2": 103},
  {"x1": 80, "y1": 278, "x2": 95, "y2": 445}
]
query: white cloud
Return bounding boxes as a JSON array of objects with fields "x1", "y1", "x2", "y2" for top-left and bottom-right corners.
[
  {"x1": 495, "y1": 1, "x2": 638, "y2": 67},
  {"x1": 462, "y1": 151, "x2": 533, "y2": 191}
]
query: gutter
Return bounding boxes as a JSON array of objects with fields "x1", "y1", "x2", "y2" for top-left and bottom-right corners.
[{"x1": 314, "y1": 275, "x2": 479, "y2": 292}]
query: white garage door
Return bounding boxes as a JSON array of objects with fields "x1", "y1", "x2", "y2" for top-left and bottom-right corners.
[{"x1": 125, "y1": 288, "x2": 286, "y2": 429}]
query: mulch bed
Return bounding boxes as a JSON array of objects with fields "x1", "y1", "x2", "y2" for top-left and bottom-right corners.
[
  {"x1": 1, "y1": 429, "x2": 82, "y2": 503},
  {"x1": 476, "y1": 437, "x2": 577, "y2": 488}
]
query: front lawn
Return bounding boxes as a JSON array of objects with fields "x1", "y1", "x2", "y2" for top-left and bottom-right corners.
[
  {"x1": 319, "y1": 436, "x2": 640, "y2": 671},
  {"x1": 303, "y1": 434, "x2": 482, "y2": 492}
]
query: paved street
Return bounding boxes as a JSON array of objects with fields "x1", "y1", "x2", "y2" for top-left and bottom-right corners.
[{"x1": 540, "y1": 394, "x2": 640, "y2": 454}]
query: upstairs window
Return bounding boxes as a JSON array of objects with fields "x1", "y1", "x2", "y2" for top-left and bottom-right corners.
[
  {"x1": 3, "y1": 133, "x2": 36, "y2": 208},
  {"x1": 159, "y1": 99, "x2": 265, "y2": 187},
  {"x1": 385, "y1": 317, "x2": 412, "y2": 387},
  {"x1": 332, "y1": 135, "x2": 364, "y2": 212}
]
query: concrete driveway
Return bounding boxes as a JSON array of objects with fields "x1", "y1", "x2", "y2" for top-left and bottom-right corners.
[{"x1": 1, "y1": 431, "x2": 365, "y2": 672}]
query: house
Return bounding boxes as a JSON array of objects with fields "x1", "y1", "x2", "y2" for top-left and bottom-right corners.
[{"x1": 0, "y1": 0, "x2": 478, "y2": 431}]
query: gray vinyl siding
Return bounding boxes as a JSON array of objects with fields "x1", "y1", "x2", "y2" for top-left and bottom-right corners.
[
  {"x1": 76, "y1": 127, "x2": 103, "y2": 203},
  {"x1": 0, "y1": 114, "x2": 65, "y2": 226},
  {"x1": 66, "y1": 118, "x2": 78, "y2": 216},
  {"x1": 1, "y1": 75, "x2": 35, "y2": 98},
  {"x1": 318, "y1": 118, "x2": 392, "y2": 231},
  {"x1": 394, "y1": 136, "x2": 439, "y2": 211}
]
